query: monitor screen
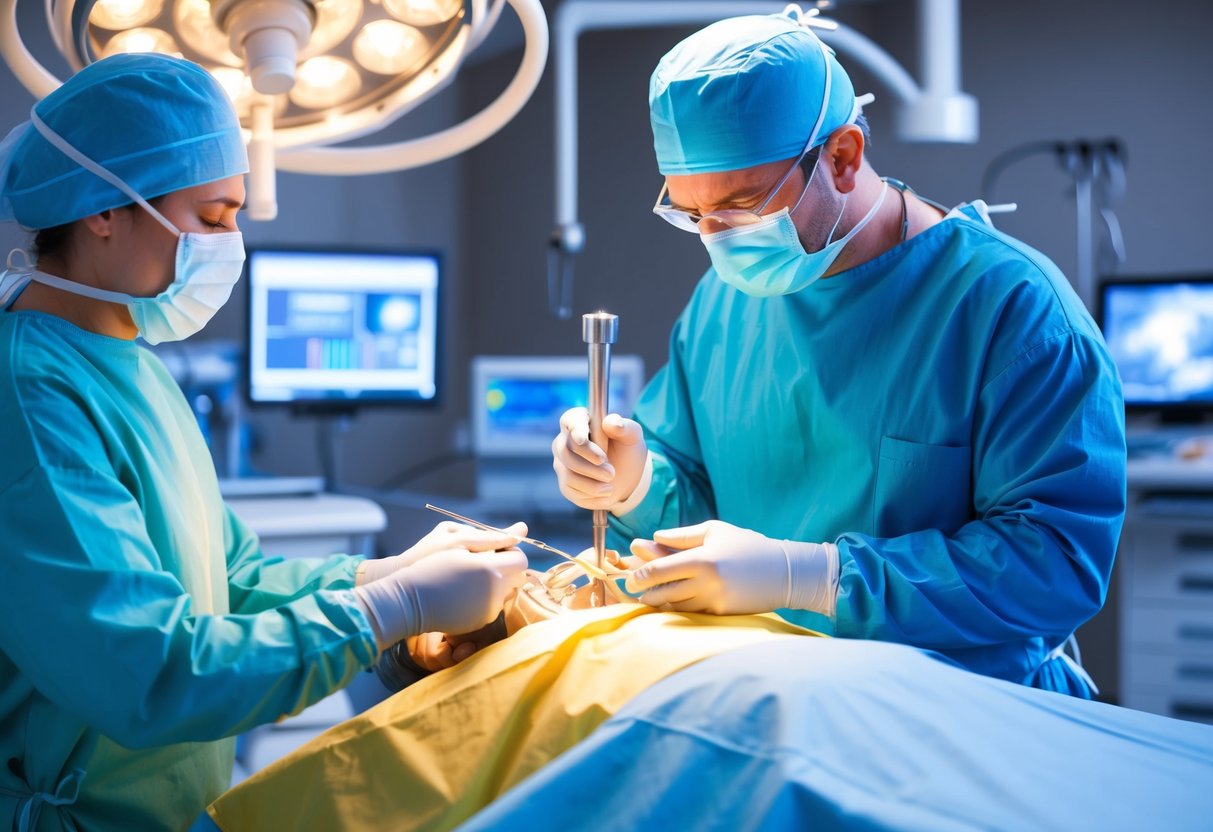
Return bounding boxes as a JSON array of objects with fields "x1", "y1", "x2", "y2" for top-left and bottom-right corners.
[
  {"x1": 247, "y1": 249, "x2": 440, "y2": 405},
  {"x1": 472, "y1": 355, "x2": 646, "y2": 457},
  {"x1": 1099, "y1": 277, "x2": 1213, "y2": 409}
]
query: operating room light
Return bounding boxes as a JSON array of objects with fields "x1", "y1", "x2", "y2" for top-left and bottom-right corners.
[
  {"x1": 100, "y1": 26, "x2": 180, "y2": 57},
  {"x1": 352, "y1": 19, "x2": 425, "y2": 76},
  {"x1": 302, "y1": 0, "x2": 362, "y2": 59},
  {"x1": 291, "y1": 55, "x2": 360, "y2": 109},
  {"x1": 382, "y1": 0, "x2": 460, "y2": 27},
  {"x1": 173, "y1": 0, "x2": 240, "y2": 66},
  {"x1": 88, "y1": 0, "x2": 163, "y2": 29},
  {"x1": 1, "y1": 0, "x2": 549, "y2": 220}
]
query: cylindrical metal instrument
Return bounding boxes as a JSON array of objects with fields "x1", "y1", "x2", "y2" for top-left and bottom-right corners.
[{"x1": 583, "y1": 311, "x2": 618, "y2": 606}]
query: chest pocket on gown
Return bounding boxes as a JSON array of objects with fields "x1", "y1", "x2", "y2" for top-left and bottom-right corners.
[{"x1": 873, "y1": 436, "x2": 972, "y2": 538}]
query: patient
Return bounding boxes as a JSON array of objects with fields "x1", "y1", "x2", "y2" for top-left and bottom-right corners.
[
  {"x1": 207, "y1": 554, "x2": 1213, "y2": 832},
  {"x1": 206, "y1": 554, "x2": 823, "y2": 830}
]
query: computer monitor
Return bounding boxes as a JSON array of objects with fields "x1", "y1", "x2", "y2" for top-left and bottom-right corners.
[
  {"x1": 471, "y1": 355, "x2": 646, "y2": 458},
  {"x1": 246, "y1": 248, "x2": 441, "y2": 407},
  {"x1": 1099, "y1": 276, "x2": 1213, "y2": 419}
]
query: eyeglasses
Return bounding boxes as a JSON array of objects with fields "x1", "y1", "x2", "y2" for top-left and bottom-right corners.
[{"x1": 652, "y1": 142, "x2": 822, "y2": 235}]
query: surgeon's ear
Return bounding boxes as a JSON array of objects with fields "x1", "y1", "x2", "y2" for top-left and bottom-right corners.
[
  {"x1": 823, "y1": 125, "x2": 865, "y2": 195},
  {"x1": 79, "y1": 208, "x2": 118, "y2": 241}
]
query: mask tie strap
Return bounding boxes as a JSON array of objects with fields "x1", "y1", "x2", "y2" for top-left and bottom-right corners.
[
  {"x1": 0, "y1": 247, "x2": 35, "y2": 308},
  {"x1": 29, "y1": 109, "x2": 182, "y2": 238}
]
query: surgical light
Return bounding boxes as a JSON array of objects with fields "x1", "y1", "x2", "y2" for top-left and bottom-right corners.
[
  {"x1": 1, "y1": 0, "x2": 549, "y2": 220},
  {"x1": 89, "y1": 0, "x2": 163, "y2": 29},
  {"x1": 290, "y1": 55, "x2": 360, "y2": 109},
  {"x1": 352, "y1": 19, "x2": 426, "y2": 76},
  {"x1": 382, "y1": 0, "x2": 460, "y2": 27},
  {"x1": 99, "y1": 26, "x2": 180, "y2": 57}
]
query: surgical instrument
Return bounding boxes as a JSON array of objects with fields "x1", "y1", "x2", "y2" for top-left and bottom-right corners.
[
  {"x1": 424, "y1": 503, "x2": 617, "y2": 581},
  {"x1": 583, "y1": 311, "x2": 618, "y2": 606}
]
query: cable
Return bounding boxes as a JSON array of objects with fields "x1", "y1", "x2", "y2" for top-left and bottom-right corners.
[{"x1": 980, "y1": 140, "x2": 1062, "y2": 203}]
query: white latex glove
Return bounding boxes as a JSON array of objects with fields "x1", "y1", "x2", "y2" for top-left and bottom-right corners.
[
  {"x1": 624, "y1": 520, "x2": 838, "y2": 616},
  {"x1": 356, "y1": 521, "x2": 527, "y2": 585},
  {"x1": 552, "y1": 407, "x2": 650, "y2": 511},
  {"x1": 354, "y1": 548, "x2": 528, "y2": 649}
]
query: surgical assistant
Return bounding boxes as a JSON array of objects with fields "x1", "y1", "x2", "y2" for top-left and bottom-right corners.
[
  {"x1": 553, "y1": 9, "x2": 1126, "y2": 695},
  {"x1": 0, "y1": 54, "x2": 526, "y2": 831}
]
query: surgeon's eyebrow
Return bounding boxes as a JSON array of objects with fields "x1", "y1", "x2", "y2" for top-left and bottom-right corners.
[
  {"x1": 672, "y1": 185, "x2": 765, "y2": 214},
  {"x1": 198, "y1": 197, "x2": 247, "y2": 210}
]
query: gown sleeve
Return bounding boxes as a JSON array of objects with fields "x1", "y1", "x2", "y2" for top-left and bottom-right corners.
[
  {"x1": 224, "y1": 506, "x2": 364, "y2": 614},
  {"x1": 0, "y1": 439, "x2": 378, "y2": 751},
  {"x1": 825, "y1": 329, "x2": 1127, "y2": 648},
  {"x1": 608, "y1": 310, "x2": 716, "y2": 550}
]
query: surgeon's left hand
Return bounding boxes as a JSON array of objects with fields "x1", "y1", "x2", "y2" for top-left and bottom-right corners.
[
  {"x1": 624, "y1": 520, "x2": 839, "y2": 616},
  {"x1": 357, "y1": 521, "x2": 528, "y2": 585}
]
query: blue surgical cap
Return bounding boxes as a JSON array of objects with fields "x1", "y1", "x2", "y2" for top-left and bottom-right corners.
[
  {"x1": 0, "y1": 53, "x2": 248, "y2": 230},
  {"x1": 649, "y1": 12, "x2": 859, "y2": 176}
]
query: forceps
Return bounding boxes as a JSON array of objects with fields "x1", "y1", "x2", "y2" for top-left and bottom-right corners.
[{"x1": 424, "y1": 503, "x2": 617, "y2": 581}]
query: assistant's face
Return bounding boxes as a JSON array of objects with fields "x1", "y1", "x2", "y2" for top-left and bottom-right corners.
[{"x1": 111, "y1": 176, "x2": 245, "y2": 297}]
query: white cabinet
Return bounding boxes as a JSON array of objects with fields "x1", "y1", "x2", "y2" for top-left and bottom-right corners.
[{"x1": 1119, "y1": 492, "x2": 1213, "y2": 724}]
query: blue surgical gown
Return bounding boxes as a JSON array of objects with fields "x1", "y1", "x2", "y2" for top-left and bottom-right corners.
[
  {"x1": 0, "y1": 311, "x2": 379, "y2": 831},
  {"x1": 610, "y1": 205, "x2": 1127, "y2": 693}
]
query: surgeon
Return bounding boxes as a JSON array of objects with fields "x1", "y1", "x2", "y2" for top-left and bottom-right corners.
[
  {"x1": 0, "y1": 54, "x2": 527, "y2": 830},
  {"x1": 553, "y1": 8, "x2": 1126, "y2": 697}
]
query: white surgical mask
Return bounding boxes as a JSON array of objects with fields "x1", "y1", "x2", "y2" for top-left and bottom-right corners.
[
  {"x1": 702, "y1": 179, "x2": 888, "y2": 297},
  {"x1": 0, "y1": 111, "x2": 244, "y2": 344}
]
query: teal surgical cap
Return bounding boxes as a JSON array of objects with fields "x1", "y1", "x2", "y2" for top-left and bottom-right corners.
[
  {"x1": 649, "y1": 11, "x2": 859, "y2": 175},
  {"x1": 0, "y1": 53, "x2": 248, "y2": 230}
]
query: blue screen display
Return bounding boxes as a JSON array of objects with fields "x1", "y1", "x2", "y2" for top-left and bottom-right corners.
[
  {"x1": 484, "y1": 377, "x2": 631, "y2": 438},
  {"x1": 248, "y1": 250, "x2": 440, "y2": 404},
  {"x1": 1102, "y1": 281, "x2": 1213, "y2": 405}
]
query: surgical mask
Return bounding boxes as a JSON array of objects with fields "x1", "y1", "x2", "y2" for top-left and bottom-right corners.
[
  {"x1": 0, "y1": 111, "x2": 245, "y2": 344},
  {"x1": 702, "y1": 179, "x2": 888, "y2": 297}
]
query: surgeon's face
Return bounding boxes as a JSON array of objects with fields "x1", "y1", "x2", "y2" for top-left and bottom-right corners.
[
  {"x1": 110, "y1": 176, "x2": 246, "y2": 297},
  {"x1": 663, "y1": 126, "x2": 860, "y2": 254}
]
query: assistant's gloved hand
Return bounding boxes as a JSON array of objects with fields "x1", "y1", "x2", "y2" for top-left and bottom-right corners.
[
  {"x1": 356, "y1": 521, "x2": 527, "y2": 585},
  {"x1": 624, "y1": 520, "x2": 839, "y2": 616},
  {"x1": 552, "y1": 407, "x2": 650, "y2": 512},
  {"x1": 354, "y1": 548, "x2": 527, "y2": 650}
]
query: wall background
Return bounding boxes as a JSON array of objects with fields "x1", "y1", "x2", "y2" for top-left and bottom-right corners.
[{"x1": 3, "y1": 0, "x2": 1210, "y2": 701}]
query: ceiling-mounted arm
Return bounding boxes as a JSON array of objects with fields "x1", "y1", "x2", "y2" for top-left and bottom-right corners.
[{"x1": 0, "y1": 0, "x2": 61, "y2": 97}]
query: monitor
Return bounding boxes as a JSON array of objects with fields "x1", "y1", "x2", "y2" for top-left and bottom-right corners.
[
  {"x1": 1099, "y1": 276, "x2": 1213, "y2": 416},
  {"x1": 246, "y1": 248, "x2": 441, "y2": 406},
  {"x1": 471, "y1": 355, "x2": 646, "y2": 458}
]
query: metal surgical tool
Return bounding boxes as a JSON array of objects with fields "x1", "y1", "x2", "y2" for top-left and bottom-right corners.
[
  {"x1": 423, "y1": 503, "x2": 616, "y2": 581},
  {"x1": 583, "y1": 311, "x2": 618, "y2": 606}
]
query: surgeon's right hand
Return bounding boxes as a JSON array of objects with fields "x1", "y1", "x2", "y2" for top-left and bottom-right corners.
[
  {"x1": 357, "y1": 520, "x2": 527, "y2": 584},
  {"x1": 552, "y1": 407, "x2": 650, "y2": 511},
  {"x1": 353, "y1": 548, "x2": 528, "y2": 650}
]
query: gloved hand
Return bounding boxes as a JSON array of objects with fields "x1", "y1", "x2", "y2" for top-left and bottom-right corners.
[
  {"x1": 552, "y1": 407, "x2": 650, "y2": 511},
  {"x1": 356, "y1": 521, "x2": 527, "y2": 585},
  {"x1": 624, "y1": 520, "x2": 838, "y2": 616},
  {"x1": 354, "y1": 548, "x2": 528, "y2": 649}
]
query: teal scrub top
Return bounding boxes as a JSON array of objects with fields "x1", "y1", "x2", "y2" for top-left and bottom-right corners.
[
  {"x1": 610, "y1": 205, "x2": 1127, "y2": 694},
  {"x1": 0, "y1": 311, "x2": 379, "y2": 831}
]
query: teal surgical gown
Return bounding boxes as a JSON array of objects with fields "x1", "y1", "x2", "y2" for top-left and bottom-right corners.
[
  {"x1": 610, "y1": 204, "x2": 1127, "y2": 694},
  {"x1": 0, "y1": 311, "x2": 379, "y2": 831}
]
